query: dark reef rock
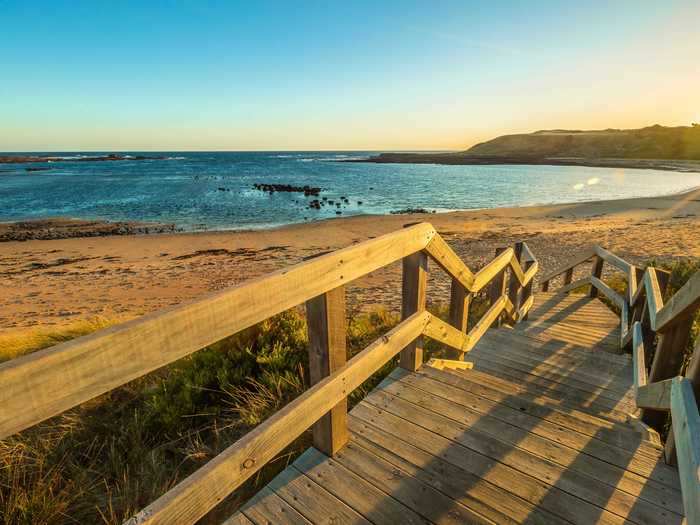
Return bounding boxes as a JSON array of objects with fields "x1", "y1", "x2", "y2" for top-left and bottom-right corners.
[
  {"x1": 0, "y1": 218, "x2": 179, "y2": 242},
  {"x1": 253, "y1": 183, "x2": 321, "y2": 196}
]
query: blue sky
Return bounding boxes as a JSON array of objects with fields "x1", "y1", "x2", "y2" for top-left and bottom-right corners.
[{"x1": 1, "y1": 0, "x2": 699, "y2": 151}]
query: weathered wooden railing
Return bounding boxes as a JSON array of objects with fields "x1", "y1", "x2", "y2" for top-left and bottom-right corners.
[
  {"x1": 543, "y1": 245, "x2": 700, "y2": 523},
  {"x1": 0, "y1": 223, "x2": 537, "y2": 525}
]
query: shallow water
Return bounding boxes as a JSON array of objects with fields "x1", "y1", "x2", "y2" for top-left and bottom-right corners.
[{"x1": 2, "y1": 151, "x2": 700, "y2": 230}]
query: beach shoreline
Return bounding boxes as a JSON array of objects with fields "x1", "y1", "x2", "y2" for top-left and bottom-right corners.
[
  {"x1": 2, "y1": 188, "x2": 700, "y2": 331},
  {"x1": 3, "y1": 184, "x2": 700, "y2": 242}
]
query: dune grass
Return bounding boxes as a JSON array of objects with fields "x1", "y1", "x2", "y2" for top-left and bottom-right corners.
[
  {"x1": 0, "y1": 318, "x2": 120, "y2": 364},
  {"x1": 1, "y1": 301, "x2": 465, "y2": 525}
]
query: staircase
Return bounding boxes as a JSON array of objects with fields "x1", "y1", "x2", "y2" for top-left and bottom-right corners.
[
  {"x1": 228, "y1": 291, "x2": 684, "y2": 524},
  {"x1": 3, "y1": 223, "x2": 698, "y2": 524}
]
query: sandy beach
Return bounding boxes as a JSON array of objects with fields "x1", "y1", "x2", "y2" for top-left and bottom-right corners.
[{"x1": 2, "y1": 188, "x2": 700, "y2": 332}]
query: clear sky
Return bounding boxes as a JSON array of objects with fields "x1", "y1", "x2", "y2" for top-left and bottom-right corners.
[{"x1": 2, "y1": 0, "x2": 699, "y2": 151}]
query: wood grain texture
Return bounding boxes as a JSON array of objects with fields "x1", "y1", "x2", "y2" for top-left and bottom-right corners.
[
  {"x1": 124, "y1": 311, "x2": 430, "y2": 525},
  {"x1": 399, "y1": 252, "x2": 428, "y2": 371},
  {"x1": 670, "y1": 378, "x2": 700, "y2": 524},
  {"x1": 589, "y1": 255, "x2": 605, "y2": 298},
  {"x1": 305, "y1": 286, "x2": 348, "y2": 456}
]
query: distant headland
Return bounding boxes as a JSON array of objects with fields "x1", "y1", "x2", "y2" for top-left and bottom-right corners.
[{"x1": 349, "y1": 124, "x2": 700, "y2": 172}]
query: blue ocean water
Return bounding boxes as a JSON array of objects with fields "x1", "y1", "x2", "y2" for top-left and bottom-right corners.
[{"x1": 2, "y1": 152, "x2": 700, "y2": 230}]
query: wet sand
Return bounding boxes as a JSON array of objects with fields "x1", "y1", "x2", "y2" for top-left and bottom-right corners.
[{"x1": 2, "y1": 188, "x2": 700, "y2": 332}]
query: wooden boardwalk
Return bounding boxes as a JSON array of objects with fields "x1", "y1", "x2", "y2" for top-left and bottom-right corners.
[{"x1": 227, "y1": 292, "x2": 684, "y2": 525}]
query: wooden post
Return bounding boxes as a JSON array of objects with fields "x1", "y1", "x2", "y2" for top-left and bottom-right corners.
[
  {"x1": 521, "y1": 258, "x2": 535, "y2": 321},
  {"x1": 507, "y1": 242, "x2": 524, "y2": 316},
  {"x1": 564, "y1": 267, "x2": 574, "y2": 286},
  {"x1": 448, "y1": 278, "x2": 470, "y2": 360},
  {"x1": 399, "y1": 252, "x2": 428, "y2": 371},
  {"x1": 488, "y1": 248, "x2": 508, "y2": 327},
  {"x1": 642, "y1": 317, "x2": 694, "y2": 430},
  {"x1": 665, "y1": 340, "x2": 700, "y2": 465},
  {"x1": 305, "y1": 286, "x2": 348, "y2": 456},
  {"x1": 589, "y1": 256, "x2": 604, "y2": 298},
  {"x1": 631, "y1": 267, "x2": 646, "y2": 325}
]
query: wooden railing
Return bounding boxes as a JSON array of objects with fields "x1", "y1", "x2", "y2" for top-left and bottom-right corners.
[
  {"x1": 0, "y1": 223, "x2": 537, "y2": 525},
  {"x1": 544, "y1": 245, "x2": 700, "y2": 523}
]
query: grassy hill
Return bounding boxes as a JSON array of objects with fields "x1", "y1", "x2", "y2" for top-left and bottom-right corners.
[{"x1": 462, "y1": 124, "x2": 700, "y2": 160}]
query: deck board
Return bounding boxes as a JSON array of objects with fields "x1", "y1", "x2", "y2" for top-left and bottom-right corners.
[{"x1": 227, "y1": 292, "x2": 683, "y2": 524}]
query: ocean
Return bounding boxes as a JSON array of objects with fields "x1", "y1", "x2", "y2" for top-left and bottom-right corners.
[{"x1": 2, "y1": 151, "x2": 700, "y2": 230}]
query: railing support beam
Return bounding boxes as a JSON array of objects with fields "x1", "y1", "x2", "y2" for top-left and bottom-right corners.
[
  {"x1": 306, "y1": 286, "x2": 348, "y2": 456},
  {"x1": 400, "y1": 252, "x2": 428, "y2": 371},
  {"x1": 488, "y1": 247, "x2": 508, "y2": 327},
  {"x1": 643, "y1": 316, "x2": 694, "y2": 429},
  {"x1": 448, "y1": 278, "x2": 470, "y2": 360},
  {"x1": 589, "y1": 255, "x2": 604, "y2": 298},
  {"x1": 507, "y1": 242, "x2": 525, "y2": 315}
]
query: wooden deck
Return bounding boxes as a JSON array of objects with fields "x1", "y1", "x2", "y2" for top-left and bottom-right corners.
[{"x1": 227, "y1": 292, "x2": 684, "y2": 525}]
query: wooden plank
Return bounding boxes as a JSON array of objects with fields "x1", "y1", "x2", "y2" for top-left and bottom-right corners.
[
  {"x1": 666, "y1": 340, "x2": 700, "y2": 465},
  {"x1": 655, "y1": 269, "x2": 700, "y2": 332},
  {"x1": 293, "y1": 447, "x2": 434, "y2": 525},
  {"x1": 466, "y1": 360, "x2": 634, "y2": 421},
  {"x1": 670, "y1": 378, "x2": 700, "y2": 524},
  {"x1": 418, "y1": 365, "x2": 662, "y2": 456},
  {"x1": 124, "y1": 311, "x2": 430, "y2": 525},
  {"x1": 564, "y1": 267, "x2": 574, "y2": 285},
  {"x1": 268, "y1": 466, "x2": 372, "y2": 524},
  {"x1": 0, "y1": 222, "x2": 436, "y2": 440},
  {"x1": 507, "y1": 242, "x2": 524, "y2": 312},
  {"x1": 447, "y1": 278, "x2": 470, "y2": 359},
  {"x1": 348, "y1": 419, "x2": 567, "y2": 525},
  {"x1": 221, "y1": 512, "x2": 255, "y2": 525},
  {"x1": 594, "y1": 246, "x2": 634, "y2": 275},
  {"x1": 589, "y1": 255, "x2": 605, "y2": 298},
  {"x1": 238, "y1": 485, "x2": 310, "y2": 525},
  {"x1": 353, "y1": 401, "x2": 626, "y2": 525},
  {"x1": 305, "y1": 286, "x2": 348, "y2": 456},
  {"x1": 399, "y1": 252, "x2": 428, "y2": 372},
  {"x1": 464, "y1": 296, "x2": 509, "y2": 352},
  {"x1": 468, "y1": 342, "x2": 633, "y2": 396},
  {"x1": 423, "y1": 233, "x2": 475, "y2": 290},
  {"x1": 333, "y1": 437, "x2": 493, "y2": 524},
  {"x1": 476, "y1": 246, "x2": 514, "y2": 292},
  {"x1": 637, "y1": 378, "x2": 675, "y2": 411},
  {"x1": 632, "y1": 322, "x2": 647, "y2": 396},
  {"x1": 398, "y1": 368, "x2": 661, "y2": 472},
  {"x1": 521, "y1": 256, "x2": 536, "y2": 321},
  {"x1": 384, "y1": 372, "x2": 684, "y2": 509},
  {"x1": 468, "y1": 350, "x2": 636, "y2": 410},
  {"x1": 645, "y1": 316, "x2": 694, "y2": 428},
  {"x1": 539, "y1": 246, "x2": 596, "y2": 284},
  {"x1": 590, "y1": 276, "x2": 625, "y2": 308},
  {"x1": 418, "y1": 366, "x2": 665, "y2": 460},
  {"x1": 422, "y1": 313, "x2": 470, "y2": 355},
  {"x1": 448, "y1": 278, "x2": 470, "y2": 333},
  {"x1": 645, "y1": 268, "x2": 665, "y2": 330},
  {"x1": 362, "y1": 389, "x2": 680, "y2": 524},
  {"x1": 557, "y1": 277, "x2": 591, "y2": 295}
]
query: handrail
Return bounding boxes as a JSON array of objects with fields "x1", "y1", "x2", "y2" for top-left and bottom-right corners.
[
  {"x1": 0, "y1": 223, "x2": 436, "y2": 439},
  {"x1": 0, "y1": 222, "x2": 538, "y2": 525},
  {"x1": 546, "y1": 245, "x2": 700, "y2": 523}
]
